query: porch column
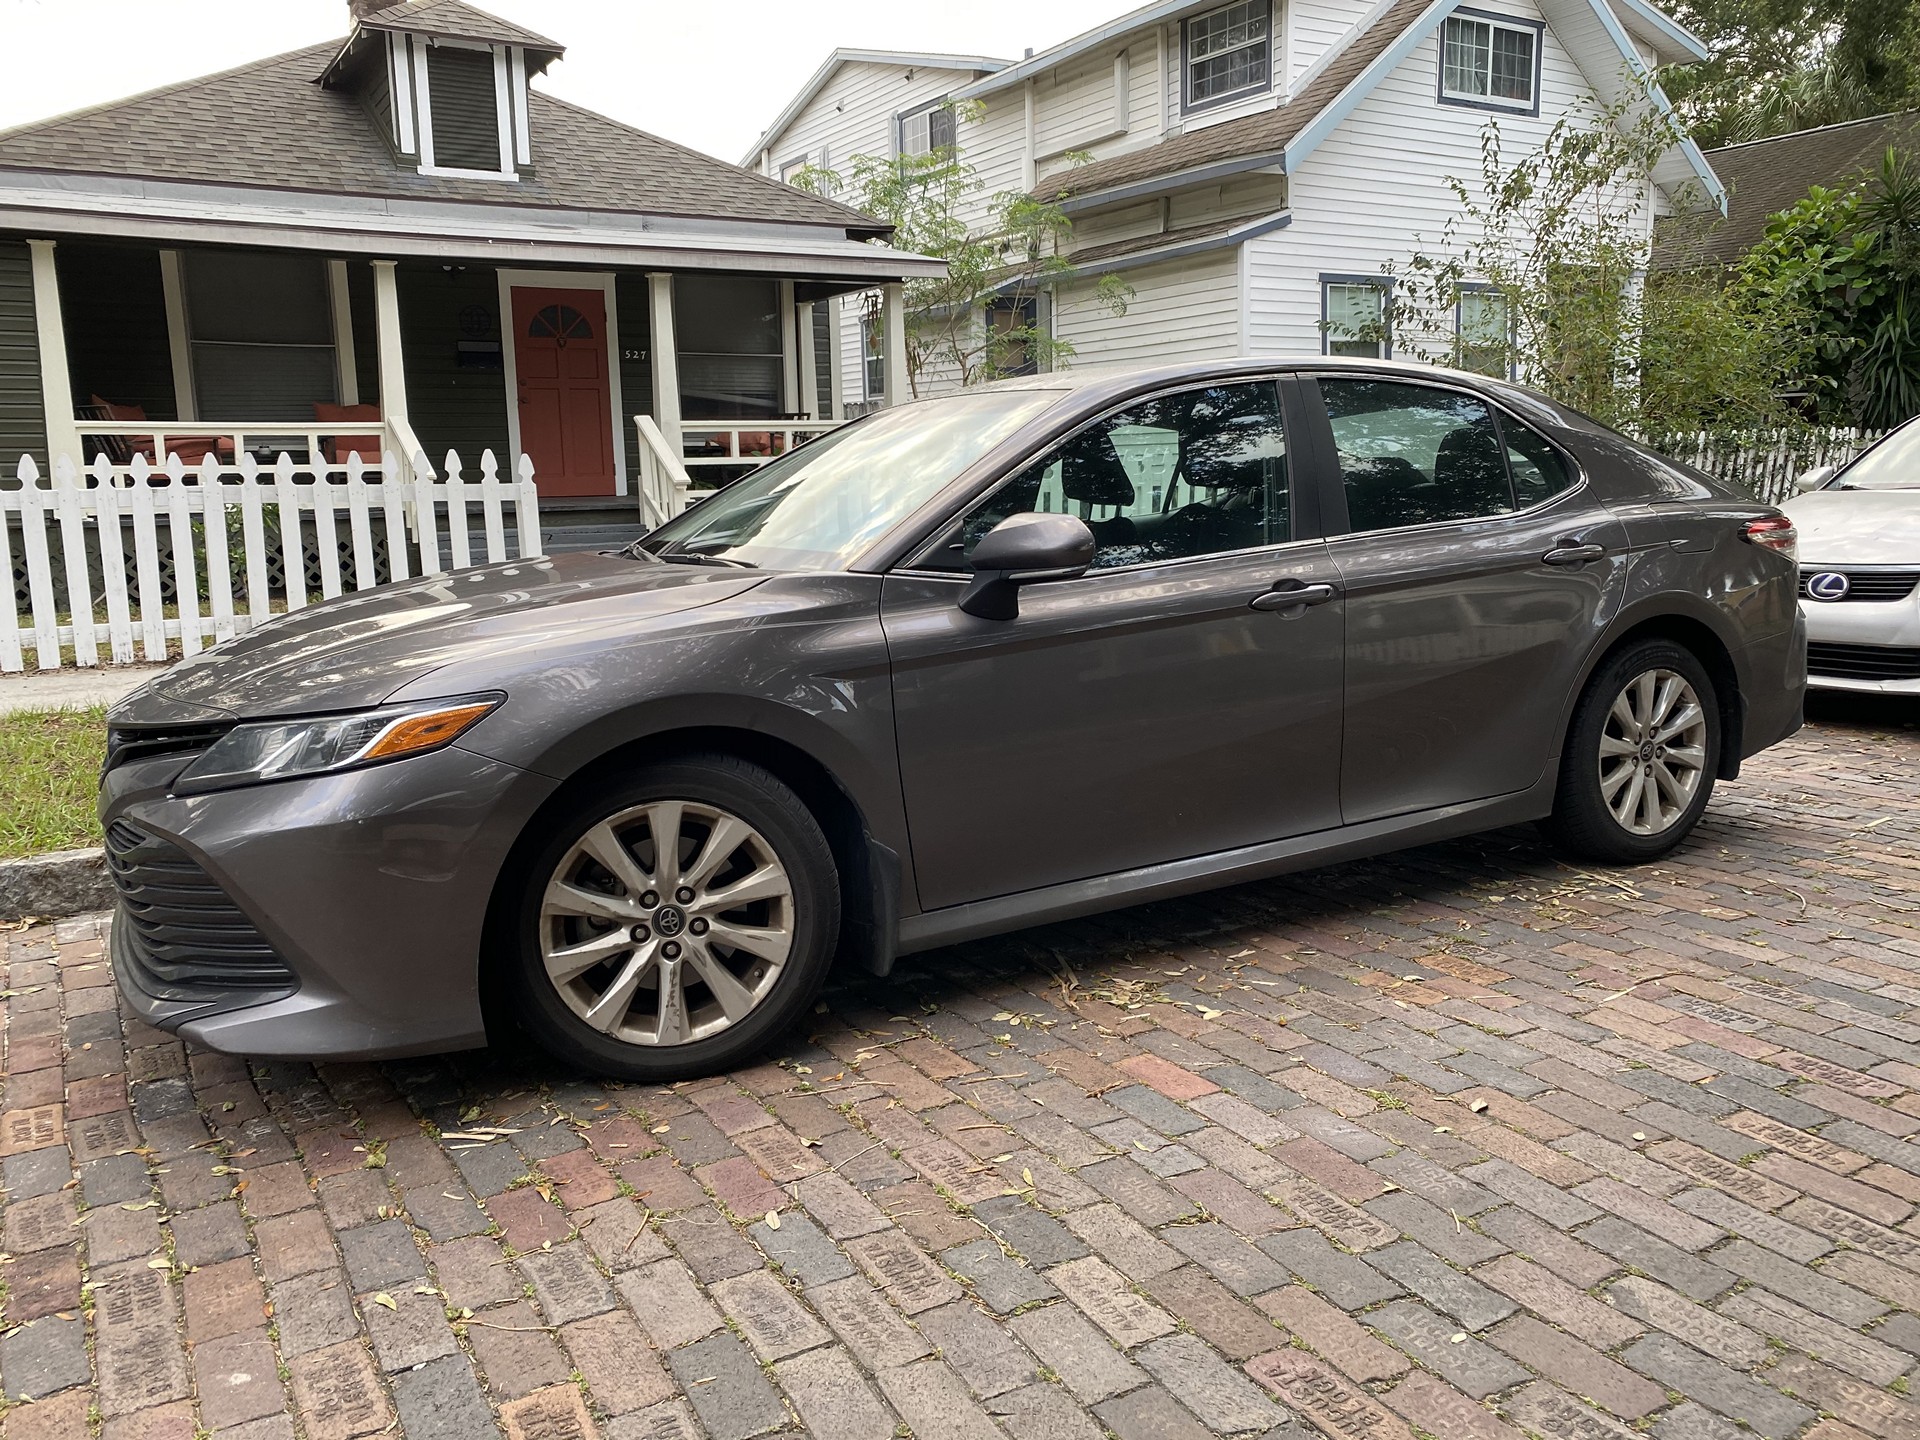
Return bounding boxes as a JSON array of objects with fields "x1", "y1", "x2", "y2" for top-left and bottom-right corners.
[
  {"x1": 778, "y1": 279, "x2": 800, "y2": 415},
  {"x1": 371, "y1": 260, "x2": 409, "y2": 427},
  {"x1": 825, "y1": 297, "x2": 846, "y2": 420},
  {"x1": 881, "y1": 282, "x2": 909, "y2": 407},
  {"x1": 647, "y1": 272, "x2": 683, "y2": 457},
  {"x1": 796, "y1": 299, "x2": 818, "y2": 420},
  {"x1": 26, "y1": 240, "x2": 78, "y2": 467}
]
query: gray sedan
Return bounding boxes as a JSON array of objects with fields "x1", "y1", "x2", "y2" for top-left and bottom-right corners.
[{"x1": 101, "y1": 359, "x2": 1806, "y2": 1078}]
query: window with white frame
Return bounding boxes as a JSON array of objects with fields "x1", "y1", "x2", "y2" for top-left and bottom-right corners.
[
  {"x1": 1323, "y1": 279, "x2": 1390, "y2": 359},
  {"x1": 1439, "y1": 14, "x2": 1541, "y2": 111},
  {"x1": 779, "y1": 155, "x2": 811, "y2": 185},
  {"x1": 897, "y1": 102, "x2": 956, "y2": 158},
  {"x1": 1184, "y1": 0, "x2": 1272, "y2": 110},
  {"x1": 1456, "y1": 288, "x2": 1510, "y2": 376}
]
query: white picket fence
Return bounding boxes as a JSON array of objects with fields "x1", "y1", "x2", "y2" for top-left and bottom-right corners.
[
  {"x1": 3, "y1": 448, "x2": 541, "y2": 673},
  {"x1": 1650, "y1": 426, "x2": 1886, "y2": 505}
]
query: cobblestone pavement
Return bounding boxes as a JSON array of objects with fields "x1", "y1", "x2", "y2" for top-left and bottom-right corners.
[{"x1": 4, "y1": 701, "x2": 1920, "y2": 1440}]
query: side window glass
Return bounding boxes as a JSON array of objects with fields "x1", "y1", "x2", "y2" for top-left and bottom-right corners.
[
  {"x1": 1320, "y1": 379, "x2": 1513, "y2": 532},
  {"x1": 942, "y1": 382, "x2": 1289, "y2": 571},
  {"x1": 1503, "y1": 418, "x2": 1573, "y2": 507}
]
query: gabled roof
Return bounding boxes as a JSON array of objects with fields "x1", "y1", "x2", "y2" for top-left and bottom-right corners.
[
  {"x1": 955, "y1": 0, "x2": 1212, "y2": 99},
  {"x1": 353, "y1": 0, "x2": 562, "y2": 53},
  {"x1": 0, "y1": 41, "x2": 885, "y2": 234},
  {"x1": 1036, "y1": 0, "x2": 1434, "y2": 205},
  {"x1": 741, "y1": 48, "x2": 1011, "y2": 166},
  {"x1": 1653, "y1": 111, "x2": 1920, "y2": 270},
  {"x1": 1036, "y1": 0, "x2": 1721, "y2": 217}
]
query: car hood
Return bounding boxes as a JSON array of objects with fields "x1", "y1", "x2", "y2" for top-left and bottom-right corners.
[
  {"x1": 129, "y1": 552, "x2": 765, "y2": 721},
  {"x1": 1782, "y1": 490, "x2": 1920, "y2": 566}
]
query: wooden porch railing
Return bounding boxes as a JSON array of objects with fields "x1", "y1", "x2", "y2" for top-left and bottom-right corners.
[
  {"x1": 633, "y1": 417, "x2": 842, "y2": 528},
  {"x1": 77, "y1": 420, "x2": 411, "y2": 475}
]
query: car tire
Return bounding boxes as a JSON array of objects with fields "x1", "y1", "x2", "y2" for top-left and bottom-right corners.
[
  {"x1": 1542, "y1": 639, "x2": 1721, "y2": 865},
  {"x1": 508, "y1": 754, "x2": 840, "y2": 1081}
]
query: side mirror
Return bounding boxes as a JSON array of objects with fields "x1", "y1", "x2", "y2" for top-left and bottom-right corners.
[
  {"x1": 958, "y1": 512, "x2": 1096, "y2": 620},
  {"x1": 1795, "y1": 464, "x2": 1836, "y2": 493}
]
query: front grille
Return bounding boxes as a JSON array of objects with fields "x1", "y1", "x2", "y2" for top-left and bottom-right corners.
[
  {"x1": 1799, "y1": 567, "x2": 1920, "y2": 602},
  {"x1": 103, "y1": 722, "x2": 233, "y2": 775},
  {"x1": 1806, "y1": 642, "x2": 1920, "y2": 681},
  {"x1": 105, "y1": 821, "x2": 295, "y2": 997}
]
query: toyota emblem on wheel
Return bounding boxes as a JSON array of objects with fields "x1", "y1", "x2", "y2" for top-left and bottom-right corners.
[{"x1": 1806, "y1": 571, "x2": 1850, "y2": 600}]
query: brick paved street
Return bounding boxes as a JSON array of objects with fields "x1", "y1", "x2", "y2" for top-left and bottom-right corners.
[{"x1": 4, "y1": 700, "x2": 1920, "y2": 1440}]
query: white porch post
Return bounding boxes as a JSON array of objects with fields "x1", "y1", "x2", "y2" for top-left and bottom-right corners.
[
  {"x1": 825, "y1": 296, "x2": 846, "y2": 421},
  {"x1": 371, "y1": 260, "x2": 409, "y2": 426},
  {"x1": 158, "y1": 249, "x2": 196, "y2": 421},
  {"x1": 647, "y1": 272, "x2": 683, "y2": 457},
  {"x1": 796, "y1": 299, "x2": 818, "y2": 419},
  {"x1": 881, "y1": 282, "x2": 909, "y2": 407},
  {"x1": 26, "y1": 240, "x2": 78, "y2": 466},
  {"x1": 778, "y1": 279, "x2": 800, "y2": 415}
]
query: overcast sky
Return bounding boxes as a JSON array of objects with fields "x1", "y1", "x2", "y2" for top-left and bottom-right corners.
[{"x1": 0, "y1": 0, "x2": 1126, "y2": 164}]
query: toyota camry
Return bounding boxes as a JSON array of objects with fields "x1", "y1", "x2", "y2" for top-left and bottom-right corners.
[{"x1": 101, "y1": 359, "x2": 1807, "y2": 1079}]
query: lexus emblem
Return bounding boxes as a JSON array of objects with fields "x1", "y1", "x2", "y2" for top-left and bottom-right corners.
[{"x1": 1806, "y1": 571, "x2": 1850, "y2": 601}]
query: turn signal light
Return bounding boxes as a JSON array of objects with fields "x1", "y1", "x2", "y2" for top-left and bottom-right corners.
[{"x1": 1740, "y1": 516, "x2": 1797, "y2": 563}]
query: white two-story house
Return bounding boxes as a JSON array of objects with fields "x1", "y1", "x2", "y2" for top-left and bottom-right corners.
[{"x1": 742, "y1": 0, "x2": 1724, "y2": 412}]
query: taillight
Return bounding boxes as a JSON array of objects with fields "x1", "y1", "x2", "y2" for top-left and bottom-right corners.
[{"x1": 1741, "y1": 516, "x2": 1797, "y2": 563}]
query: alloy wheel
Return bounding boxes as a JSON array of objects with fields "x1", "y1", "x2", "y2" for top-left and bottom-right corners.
[
  {"x1": 1597, "y1": 668, "x2": 1709, "y2": 837},
  {"x1": 539, "y1": 800, "x2": 794, "y2": 1046}
]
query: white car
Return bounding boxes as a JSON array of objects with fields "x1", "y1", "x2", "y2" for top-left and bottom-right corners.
[{"x1": 1782, "y1": 416, "x2": 1920, "y2": 694}]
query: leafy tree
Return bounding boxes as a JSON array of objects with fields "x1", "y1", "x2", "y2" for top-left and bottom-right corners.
[
  {"x1": 1737, "y1": 149, "x2": 1920, "y2": 425},
  {"x1": 798, "y1": 117, "x2": 1129, "y2": 396},
  {"x1": 1380, "y1": 102, "x2": 1797, "y2": 434},
  {"x1": 1662, "y1": 0, "x2": 1920, "y2": 146}
]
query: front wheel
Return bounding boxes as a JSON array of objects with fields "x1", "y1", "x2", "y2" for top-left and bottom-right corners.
[
  {"x1": 1542, "y1": 639, "x2": 1721, "y2": 864},
  {"x1": 509, "y1": 755, "x2": 840, "y2": 1080}
]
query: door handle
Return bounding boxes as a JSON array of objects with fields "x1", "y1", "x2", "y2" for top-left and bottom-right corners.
[
  {"x1": 1542, "y1": 540, "x2": 1607, "y2": 566},
  {"x1": 1250, "y1": 581, "x2": 1337, "y2": 613}
]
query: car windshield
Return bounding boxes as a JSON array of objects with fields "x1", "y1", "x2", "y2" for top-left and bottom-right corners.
[
  {"x1": 1830, "y1": 417, "x2": 1920, "y2": 490},
  {"x1": 640, "y1": 389, "x2": 1065, "y2": 570}
]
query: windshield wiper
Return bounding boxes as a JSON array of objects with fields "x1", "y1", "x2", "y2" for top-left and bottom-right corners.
[{"x1": 655, "y1": 551, "x2": 758, "y2": 569}]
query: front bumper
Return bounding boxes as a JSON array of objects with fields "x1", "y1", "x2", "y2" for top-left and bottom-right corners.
[
  {"x1": 103, "y1": 743, "x2": 557, "y2": 1060},
  {"x1": 1800, "y1": 576, "x2": 1920, "y2": 693}
]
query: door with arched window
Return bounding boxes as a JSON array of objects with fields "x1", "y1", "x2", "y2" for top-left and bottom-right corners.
[{"x1": 510, "y1": 286, "x2": 616, "y2": 496}]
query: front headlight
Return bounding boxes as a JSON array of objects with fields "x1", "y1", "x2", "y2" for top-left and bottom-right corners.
[{"x1": 174, "y1": 695, "x2": 501, "y2": 795}]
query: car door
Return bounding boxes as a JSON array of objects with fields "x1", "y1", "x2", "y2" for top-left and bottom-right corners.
[
  {"x1": 881, "y1": 377, "x2": 1346, "y2": 912},
  {"x1": 1302, "y1": 373, "x2": 1630, "y2": 825}
]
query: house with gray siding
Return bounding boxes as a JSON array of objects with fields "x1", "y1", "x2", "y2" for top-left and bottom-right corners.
[
  {"x1": 0, "y1": 0, "x2": 937, "y2": 542},
  {"x1": 745, "y1": 0, "x2": 1728, "y2": 403}
]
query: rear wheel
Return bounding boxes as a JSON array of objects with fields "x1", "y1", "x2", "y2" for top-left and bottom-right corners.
[
  {"x1": 1542, "y1": 639, "x2": 1721, "y2": 864},
  {"x1": 510, "y1": 755, "x2": 839, "y2": 1080}
]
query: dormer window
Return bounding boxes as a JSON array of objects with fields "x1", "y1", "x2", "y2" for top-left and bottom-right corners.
[
  {"x1": 1183, "y1": 0, "x2": 1272, "y2": 113},
  {"x1": 391, "y1": 33, "x2": 523, "y2": 180},
  {"x1": 320, "y1": 2, "x2": 561, "y2": 183}
]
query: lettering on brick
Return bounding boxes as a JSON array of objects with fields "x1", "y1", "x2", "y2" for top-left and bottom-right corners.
[
  {"x1": 907, "y1": 1141, "x2": 1007, "y2": 1204},
  {"x1": 69, "y1": 1109, "x2": 138, "y2": 1164},
  {"x1": 1789, "y1": 1199, "x2": 1920, "y2": 1265},
  {"x1": 3, "y1": 1193, "x2": 77, "y2": 1253},
  {"x1": 808, "y1": 1277, "x2": 931, "y2": 1369},
  {"x1": 93, "y1": 1265, "x2": 190, "y2": 1414},
  {"x1": 1245, "y1": 1351, "x2": 1415, "y2": 1439},
  {"x1": 1502, "y1": 1382, "x2": 1639, "y2": 1440},
  {"x1": 1772, "y1": 1051, "x2": 1903, "y2": 1099},
  {"x1": 733, "y1": 1124, "x2": 823, "y2": 1183},
  {"x1": 1279, "y1": 1177, "x2": 1399, "y2": 1252},
  {"x1": 291, "y1": 1343, "x2": 387, "y2": 1440},
  {"x1": 0, "y1": 1105, "x2": 63, "y2": 1156},
  {"x1": 1724, "y1": 1113, "x2": 1864, "y2": 1173},
  {"x1": 502, "y1": 1384, "x2": 596, "y2": 1440},
  {"x1": 1661, "y1": 995, "x2": 1763, "y2": 1031},
  {"x1": 847, "y1": 1230, "x2": 960, "y2": 1314},
  {"x1": 1648, "y1": 1142, "x2": 1792, "y2": 1210},
  {"x1": 620, "y1": 1401, "x2": 702, "y2": 1440},
  {"x1": 1051, "y1": 1257, "x2": 1176, "y2": 1348}
]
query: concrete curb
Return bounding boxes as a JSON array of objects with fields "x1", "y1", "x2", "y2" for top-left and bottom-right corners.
[{"x1": 0, "y1": 846, "x2": 113, "y2": 922}]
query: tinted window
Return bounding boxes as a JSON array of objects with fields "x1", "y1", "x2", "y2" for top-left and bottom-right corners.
[
  {"x1": 1322, "y1": 379, "x2": 1513, "y2": 532},
  {"x1": 933, "y1": 381, "x2": 1289, "y2": 571},
  {"x1": 1504, "y1": 419, "x2": 1574, "y2": 506}
]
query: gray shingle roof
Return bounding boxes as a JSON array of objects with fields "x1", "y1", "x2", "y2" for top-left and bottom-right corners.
[
  {"x1": 1653, "y1": 111, "x2": 1920, "y2": 269},
  {"x1": 1035, "y1": 0, "x2": 1432, "y2": 202},
  {"x1": 354, "y1": 0, "x2": 562, "y2": 52},
  {"x1": 0, "y1": 40, "x2": 886, "y2": 234}
]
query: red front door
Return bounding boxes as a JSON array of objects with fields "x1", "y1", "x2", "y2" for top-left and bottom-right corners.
[{"x1": 512, "y1": 286, "x2": 616, "y2": 496}]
